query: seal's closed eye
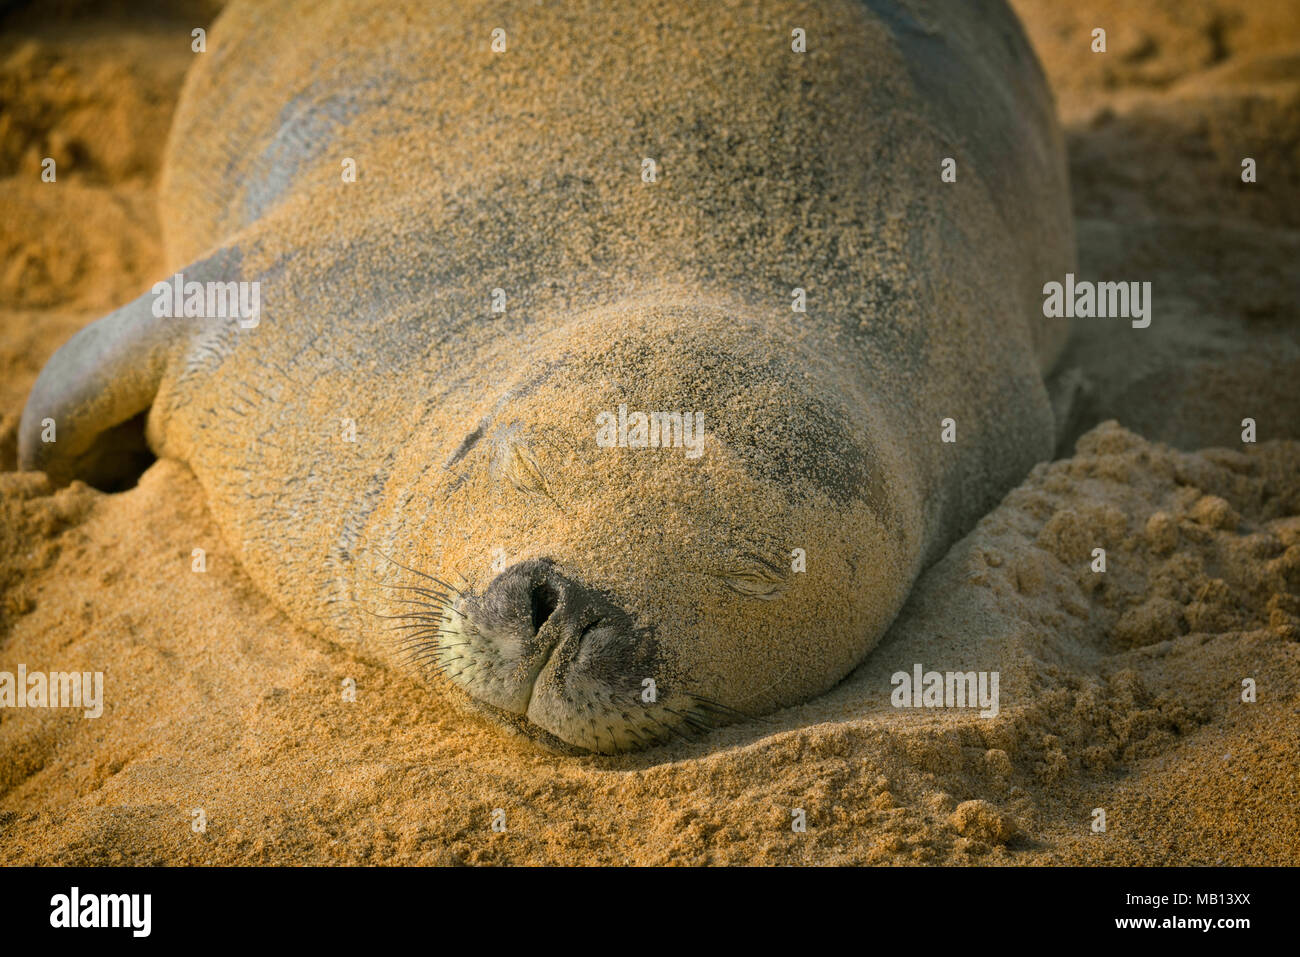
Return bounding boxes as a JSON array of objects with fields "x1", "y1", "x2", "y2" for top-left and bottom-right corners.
[{"x1": 712, "y1": 554, "x2": 792, "y2": 601}]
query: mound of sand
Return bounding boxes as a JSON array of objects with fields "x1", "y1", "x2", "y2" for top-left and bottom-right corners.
[{"x1": 0, "y1": 0, "x2": 1297, "y2": 863}]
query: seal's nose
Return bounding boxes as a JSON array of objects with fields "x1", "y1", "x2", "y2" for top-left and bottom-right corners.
[
  {"x1": 479, "y1": 558, "x2": 629, "y2": 664},
  {"x1": 439, "y1": 557, "x2": 668, "y2": 749}
]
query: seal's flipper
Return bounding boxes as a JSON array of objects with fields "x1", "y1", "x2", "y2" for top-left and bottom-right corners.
[
  {"x1": 19, "y1": 246, "x2": 251, "y2": 489},
  {"x1": 18, "y1": 286, "x2": 179, "y2": 490}
]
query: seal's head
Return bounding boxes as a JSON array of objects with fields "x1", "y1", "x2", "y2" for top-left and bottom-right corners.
[{"x1": 377, "y1": 299, "x2": 921, "y2": 753}]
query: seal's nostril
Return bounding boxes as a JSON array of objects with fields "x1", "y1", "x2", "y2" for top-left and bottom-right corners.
[
  {"x1": 483, "y1": 558, "x2": 629, "y2": 651},
  {"x1": 529, "y1": 580, "x2": 559, "y2": 635}
]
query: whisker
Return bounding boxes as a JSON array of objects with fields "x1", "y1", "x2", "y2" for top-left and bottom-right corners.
[
  {"x1": 684, "y1": 693, "x2": 764, "y2": 723},
  {"x1": 363, "y1": 582, "x2": 454, "y2": 601},
  {"x1": 368, "y1": 611, "x2": 449, "y2": 623},
  {"x1": 369, "y1": 549, "x2": 470, "y2": 600}
]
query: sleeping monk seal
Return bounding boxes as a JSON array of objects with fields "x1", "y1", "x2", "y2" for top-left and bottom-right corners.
[{"x1": 18, "y1": 0, "x2": 1073, "y2": 753}]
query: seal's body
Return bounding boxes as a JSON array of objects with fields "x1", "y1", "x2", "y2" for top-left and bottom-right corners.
[{"x1": 21, "y1": 0, "x2": 1073, "y2": 752}]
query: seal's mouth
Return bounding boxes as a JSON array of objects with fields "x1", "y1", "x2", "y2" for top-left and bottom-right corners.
[{"x1": 415, "y1": 558, "x2": 736, "y2": 754}]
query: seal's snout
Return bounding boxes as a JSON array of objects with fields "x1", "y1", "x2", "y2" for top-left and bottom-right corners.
[
  {"x1": 479, "y1": 558, "x2": 624, "y2": 669},
  {"x1": 435, "y1": 558, "x2": 677, "y2": 752}
]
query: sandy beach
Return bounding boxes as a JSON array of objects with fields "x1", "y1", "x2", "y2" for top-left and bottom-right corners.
[{"x1": 0, "y1": 0, "x2": 1297, "y2": 864}]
